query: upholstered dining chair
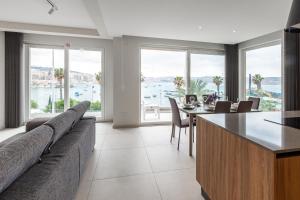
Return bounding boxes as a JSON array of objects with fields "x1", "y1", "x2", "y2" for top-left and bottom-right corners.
[
  {"x1": 214, "y1": 101, "x2": 232, "y2": 113},
  {"x1": 248, "y1": 97, "x2": 260, "y2": 110},
  {"x1": 169, "y1": 97, "x2": 196, "y2": 150},
  {"x1": 236, "y1": 101, "x2": 253, "y2": 113}
]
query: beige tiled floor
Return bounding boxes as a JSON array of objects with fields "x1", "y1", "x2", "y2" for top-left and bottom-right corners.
[
  {"x1": 0, "y1": 126, "x2": 25, "y2": 142},
  {"x1": 0, "y1": 123, "x2": 203, "y2": 200},
  {"x1": 76, "y1": 123, "x2": 204, "y2": 200}
]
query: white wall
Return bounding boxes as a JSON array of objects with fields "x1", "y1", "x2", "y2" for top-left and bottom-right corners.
[
  {"x1": 113, "y1": 35, "x2": 224, "y2": 128},
  {"x1": 0, "y1": 31, "x2": 4, "y2": 129},
  {"x1": 23, "y1": 34, "x2": 114, "y2": 121}
]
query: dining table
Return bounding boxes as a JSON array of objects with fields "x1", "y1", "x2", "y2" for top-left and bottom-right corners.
[{"x1": 179, "y1": 104, "x2": 260, "y2": 156}]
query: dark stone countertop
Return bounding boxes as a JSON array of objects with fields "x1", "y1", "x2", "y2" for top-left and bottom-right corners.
[{"x1": 198, "y1": 111, "x2": 300, "y2": 154}]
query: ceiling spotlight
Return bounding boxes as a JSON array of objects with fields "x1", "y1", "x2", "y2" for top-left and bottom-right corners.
[
  {"x1": 46, "y1": 0, "x2": 58, "y2": 15},
  {"x1": 198, "y1": 26, "x2": 203, "y2": 30},
  {"x1": 233, "y1": 30, "x2": 237, "y2": 33}
]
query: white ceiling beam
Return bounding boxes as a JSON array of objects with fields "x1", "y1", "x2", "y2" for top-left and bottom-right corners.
[
  {"x1": 0, "y1": 21, "x2": 100, "y2": 38},
  {"x1": 82, "y1": 0, "x2": 109, "y2": 38}
]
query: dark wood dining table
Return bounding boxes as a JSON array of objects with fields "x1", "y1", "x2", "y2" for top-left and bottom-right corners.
[{"x1": 179, "y1": 105, "x2": 260, "y2": 156}]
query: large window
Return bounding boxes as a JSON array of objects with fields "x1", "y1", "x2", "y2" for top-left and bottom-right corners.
[
  {"x1": 29, "y1": 46, "x2": 103, "y2": 119},
  {"x1": 245, "y1": 44, "x2": 282, "y2": 111},
  {"x1": 30, "y1": 47, "x2": 65, "y2": 118},
  {"x1": 69, "y1": 50, "x2": 102, "y2": 117},
  {"x1": 140, "y1": 48, "x2": 225, "y2": 123},
  {"x1": 190, "y1": 53, "x2": 225, "y2": 99},
  {"x1": 141, "y1": 49, "x2": 187, "y2": 122}
]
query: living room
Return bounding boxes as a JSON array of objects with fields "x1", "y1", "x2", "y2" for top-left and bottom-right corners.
[{"x1": 0, "y1": 0, "x2": 299, "y2": 200}]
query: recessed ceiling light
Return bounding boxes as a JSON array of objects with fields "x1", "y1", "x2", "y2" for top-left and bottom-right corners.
[
  {"x1": 233, "y1": 30, "x2": 237, "y2": 33},
  {"x1": 198, "y1": 26, "x2": 203, "y2": 30}
]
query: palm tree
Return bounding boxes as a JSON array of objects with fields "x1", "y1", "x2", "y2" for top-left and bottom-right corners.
[
  {"x1": 252, "y1": 74, "x2": 264, "y2": 90},
  {"x1": 95, "y1": 72, "x2": 102, "y2": 85},
  {"x1": 173, "y1": 76, "x2": 185, "y2": 89},
  {"x1": 212, "y1": 76, "x2": 223, "y2": 95},
  {"x1": 189, "y1": 79, "x2": 207, "y2": 97},
  {"x1": 173, "y1": 76, "x2": 185, "y2": 100},
  {"x1": 54, "y1": 68, "x2": 64, "y2": 100}
]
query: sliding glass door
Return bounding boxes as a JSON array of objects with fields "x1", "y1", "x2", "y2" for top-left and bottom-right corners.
[
  {"x1": 29, "y1": 47, "x2": 65, "y2": 118},
  {"x1": 69, "y1": 49, "x2": 103, "y2": 117},
  {"x1": 140, "y1": 48, "x2": 225, "y2": 124},
  {"x1": 28, "y1": 46, "x2": 103, "y2": 119},
  {"x1": 245, "y1": 44, "x2": 282, "y2": 111},
  {"x1": 140, "y1": 49, "x2": 187, "y2": 122},
  {"x1": 190, "y1": 52, "x2": 225, "y2": 100}
]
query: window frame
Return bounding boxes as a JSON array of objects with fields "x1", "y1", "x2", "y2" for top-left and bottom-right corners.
[
  {"x1": 139, "y1": 46, "x2": 225, "y2": 125},
  {"x1": 24, "y1": 44, "x2": 105, "y2": 122},
  {"x1": 239, "y1": 40, "x2": 284, "y2": 109},
  {"x1": 189, "y1": 50, "x2": 226, "y2": 98},
  {"x1": 68, "y1": 48, "x2": 105, "y2": 121}
]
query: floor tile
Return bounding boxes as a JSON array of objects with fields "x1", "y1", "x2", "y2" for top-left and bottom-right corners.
[
  {"x1": 94, "y1": 134, "x2": 107, "y2": 148},
  {"x1": 0, "y1": 126, "x2": 25, "y2": 143},
  {"x1": 81, "y1": 149, "x2": 101, "y2": 181},
  {"x1": 146, "y1": 145, "x2": 195, "y2": 172},
  {"x1": 94, "y1": 148, "x2": 152, "y2": 180},
  {"x1": 141, "y1": 126, "x2": 174, "y2": 147},
  {"x1": 88, "y1": 174, "x2": 162, "y2": 200},
  {"x1": 74, "y1": 180, "x2": 92, "y2": 200},
  {"x1": 102, "y1": 132, "x2": 144, "y2": 149},
  {"x1": 96, "y1": 123, "x2": 114, "y2": 134},
  {"x1": 155, "y1": 169, "x2": 203, "y2": 200}
]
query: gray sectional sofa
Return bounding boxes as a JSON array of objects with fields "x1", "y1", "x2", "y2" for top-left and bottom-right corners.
[{"x1": 0, "y1": 101, "x2": 95, "y2": 200}]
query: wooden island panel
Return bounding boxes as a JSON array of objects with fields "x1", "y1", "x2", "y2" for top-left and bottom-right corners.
[
  {"x1": 197, "y1": 118, "x2": 242, "y2": 200},
  {"x1": 241, "y1": 141, "x2": 275, "y2": 200},
  {"x1": 276, "y1": 156, "x2": 300, "y2": 200},
  {"x1": 197, "y1": 117, "x2": 276, "y2": 200}
]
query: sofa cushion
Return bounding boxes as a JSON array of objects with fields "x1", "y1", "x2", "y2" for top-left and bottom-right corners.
[
  {"x1": 26, "y1": 117, "x2": 50, "y2": 132},
  {"x1": 69, "y1": 118, "x2": 96, "y2": 176},
  {"x1": 68, "y1": 101, "x2": 90, "y2": 125},
  {"x1": 45, "y1": 110, "x2": 77, "y2": 146},
  {"x1": 0, "y1": 133, "x2": 80, "y2": 200},
  {"x1": 0, "y1": 125, "x2": 53, "y2": 193}
]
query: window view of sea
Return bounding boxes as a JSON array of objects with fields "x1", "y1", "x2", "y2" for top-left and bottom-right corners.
[
  {"x1": 141, "y1": 77, "x2": 281, "y2": 109},
  {"x1": 141, "y1": 77, "x2": 225, "y2": 107},
  {"x1": 31, "y1": 84, "x2": 101, "y2": 113}
]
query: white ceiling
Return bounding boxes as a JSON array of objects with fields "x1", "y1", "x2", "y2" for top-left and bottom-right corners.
[
  {"x1": 0, "y1": 0, "x2": 294, "y2": 44},
  {"x1": 0, "y1": 0, "x2": 95, "y2": 28}
]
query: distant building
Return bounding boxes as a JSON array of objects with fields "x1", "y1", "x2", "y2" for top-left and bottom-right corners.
[{"x1": 31, "y1": 66, "x2": 96, "y2": 87}]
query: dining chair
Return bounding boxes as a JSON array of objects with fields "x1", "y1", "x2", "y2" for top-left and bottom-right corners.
[
  {"x1": 248, "y1": 97, "x2": 260, "y2": 110},
  {"x1": 169, "y1": 97, "x2": 196, "y2": 150},
  {"x1": 214, "y1": 101, "x2": 232, "y2": 113},
  {"x1": 236, "y1": 101, "x2": 253, "y2": 113},
  {"x1": 185, "y1": 94, "x2": 197, "y2": 104}
]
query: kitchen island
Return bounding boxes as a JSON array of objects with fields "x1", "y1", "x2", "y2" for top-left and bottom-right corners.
[{"x1": 196, "y1": 111, "x2": 300, "y2": 200}]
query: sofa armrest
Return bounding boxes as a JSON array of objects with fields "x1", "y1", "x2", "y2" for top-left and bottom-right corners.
[{"x1": 26, "y1": 118, "x2": 51, "y2": 132}]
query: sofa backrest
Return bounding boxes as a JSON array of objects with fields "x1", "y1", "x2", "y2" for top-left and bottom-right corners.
[
  {"x1": 0, "y1": 125, "x2": 53, "y2": 193},
  {"x1": 44, "y1": 110, "x2": 77, "y2": 146},
  {"x1": 68, "y1": 101, "x2": 91, "y2": 125}
]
